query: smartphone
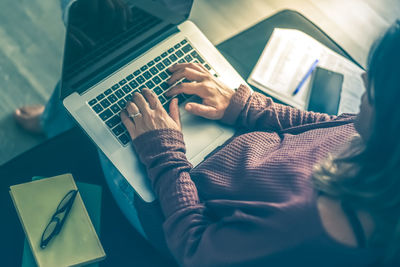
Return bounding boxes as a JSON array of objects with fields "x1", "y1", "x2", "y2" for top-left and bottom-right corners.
[{"x1": 307, "y1": 67, "x2": 344, "y2": 115}]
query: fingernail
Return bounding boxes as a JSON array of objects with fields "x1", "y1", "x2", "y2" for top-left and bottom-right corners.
[{"x1": 186, "y1": 104, "x2": 192, "y2": 110}]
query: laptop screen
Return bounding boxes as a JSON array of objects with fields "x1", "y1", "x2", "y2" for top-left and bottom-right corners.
[{"x1": 61, "y1": 0, "x2": 193, "y2": 98}]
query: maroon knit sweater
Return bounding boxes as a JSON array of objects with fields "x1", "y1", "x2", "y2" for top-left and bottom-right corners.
[{"x1": 133, "y1": 85, "x2": 378, "y2": 266}]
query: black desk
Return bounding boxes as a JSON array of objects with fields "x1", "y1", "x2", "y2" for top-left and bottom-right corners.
[{"x1": 0, "y1": 10, "x2": 360, "y2": 266}]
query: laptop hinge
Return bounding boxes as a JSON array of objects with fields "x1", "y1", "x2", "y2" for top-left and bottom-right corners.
[{"x1": 68, "y1": 25, "x2": 179, "y2": 97}]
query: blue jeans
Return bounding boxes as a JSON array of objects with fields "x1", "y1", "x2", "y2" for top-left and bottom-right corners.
[{"x1": 41, "y1": 83, "x2": 147, "y2": 239}]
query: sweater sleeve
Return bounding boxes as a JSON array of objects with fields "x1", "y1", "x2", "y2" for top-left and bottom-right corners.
[
  {"x1": 221, "y1": 84, "x2": 336, "y2": 131},
  {"x1": 132, "y1": 129, "x2": 304, "y2": 267}
]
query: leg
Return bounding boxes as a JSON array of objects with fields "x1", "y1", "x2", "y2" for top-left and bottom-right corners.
[
  {"x1": 40, "y1": 81, "x2": 76, "y2": 138},
  {"x1": 97, "y1": 150, "x2": 147, "y2": 239}
]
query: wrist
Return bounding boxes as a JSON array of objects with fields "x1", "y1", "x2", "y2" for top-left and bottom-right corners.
[
  {"x1": 132, "y1": 129, "x2": 186, "y2": 166},
  {"x1": 221, "y1": 84, "x2": 251, "y2": 125}
]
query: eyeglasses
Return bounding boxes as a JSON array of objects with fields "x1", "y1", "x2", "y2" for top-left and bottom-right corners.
[{"x1": 40, "y1": 189, "x2": 78, "y2": 249}]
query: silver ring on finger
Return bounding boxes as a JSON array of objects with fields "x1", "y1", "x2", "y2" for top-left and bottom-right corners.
[{"x1": 128, "y1": 112, "x2": 142, "y2": 119}]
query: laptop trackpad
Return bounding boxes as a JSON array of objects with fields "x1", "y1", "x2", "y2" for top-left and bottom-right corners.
[{"x1": 180, "y1": 112, "x2": 224, "y2": 161}]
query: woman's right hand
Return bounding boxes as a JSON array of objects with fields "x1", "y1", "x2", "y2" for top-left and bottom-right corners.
[{"x1": 164, "y1": 63, "x2": 235, "y2": 120}]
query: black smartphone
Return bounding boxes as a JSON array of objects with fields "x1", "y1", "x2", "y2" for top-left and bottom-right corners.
[{"x1": 307, "y1": 67, "x2": 344, "y2": 115}]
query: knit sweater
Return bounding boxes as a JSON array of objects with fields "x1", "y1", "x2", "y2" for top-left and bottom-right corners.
[{"x1": 132, "y1": 85, "x2": 378, "y2": 266}]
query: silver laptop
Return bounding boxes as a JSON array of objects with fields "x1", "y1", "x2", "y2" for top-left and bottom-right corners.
[{"x1": 61, "y1": 0, "x2": 246, "y2": 202}]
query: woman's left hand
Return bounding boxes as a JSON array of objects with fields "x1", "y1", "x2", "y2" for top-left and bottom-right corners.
[{"x1": 120, "y1": 88, "x2": 181, "y2": 140}]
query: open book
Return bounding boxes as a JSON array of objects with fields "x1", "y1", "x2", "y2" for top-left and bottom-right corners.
[{"x1": 248, "y1": 28, "x2": 365, "y2": 114}]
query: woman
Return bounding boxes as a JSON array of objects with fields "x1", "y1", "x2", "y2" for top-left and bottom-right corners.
[
  {"x1": 15, "y1": 17, "x2": 399, "y2": 267},
  {"x1": 117, "y1": 21, "x2": 400, "y2": 266}
]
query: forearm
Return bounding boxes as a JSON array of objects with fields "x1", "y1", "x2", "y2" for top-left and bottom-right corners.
[
  {"x1": 221, "y1": 85, "x2": 336, "y2": 131},
  {"x1": 133, "y1": 129, "x2": 210, "y2": 265},
  {"x1": 133, "y1": 129, "x2": 198, "y2": 218}
]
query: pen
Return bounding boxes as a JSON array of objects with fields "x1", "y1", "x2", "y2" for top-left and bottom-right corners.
[{"x1": 292, "y1": 59, "x2": 319, "y2": 96}]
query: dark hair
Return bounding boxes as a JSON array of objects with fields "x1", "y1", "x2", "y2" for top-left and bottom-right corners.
[{"x1": 312, "y1": 20, "x2": 400, "y2": 265}]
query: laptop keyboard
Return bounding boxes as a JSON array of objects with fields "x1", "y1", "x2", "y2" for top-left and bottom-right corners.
[{"x1": 87, "y1": 38, "x2": 218, "y2": 146}]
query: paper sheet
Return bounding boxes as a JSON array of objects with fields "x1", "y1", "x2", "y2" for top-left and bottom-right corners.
[{"x1": 248, "y1": 29, "x2": 365, "y2": 114}]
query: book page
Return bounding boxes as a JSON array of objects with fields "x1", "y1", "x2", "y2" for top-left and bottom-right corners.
[{"x1": 248, "y1": 28, "x2": 365, "y2": 114}]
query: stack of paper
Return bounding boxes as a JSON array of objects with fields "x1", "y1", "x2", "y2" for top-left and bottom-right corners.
[{"x1": 248, "y1": 28, "x2": 365, "y2": 114}]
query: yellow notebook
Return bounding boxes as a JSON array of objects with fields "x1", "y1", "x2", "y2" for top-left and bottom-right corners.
[{"x1": 10, "y1": 174, "x2": 106, "y2": 267}]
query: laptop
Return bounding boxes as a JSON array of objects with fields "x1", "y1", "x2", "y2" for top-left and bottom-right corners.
[{"x1": 61, "y1": 0, "x2": 246, "y2": 202}]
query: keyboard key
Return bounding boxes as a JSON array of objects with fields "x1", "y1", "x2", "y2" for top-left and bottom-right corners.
[
  {"x1": 119, "y1": 79, "x2": 127, "y2": 86},
  {"x1": 118, "y1": 99, "x2": 127, "y2": 109},
  {"x1": 182, "y1": 44, "x2": 193, "y2": 53},
  {"x1": 205, "y1": 64, "x2": 211, "y2": 70},
  {"x1": 164, "y1": 92, "x2": 173, "y2": 101},
  {"x1": 152, "y1": 76, "x2": 161, "y2": 84},
  {"x1": 136, "y1": 75, "x2": 145, "y2": 84},
  {"x1": 143, "y1": 71, "x2": 152, "y2": 79},
  {"x1": 159, "y1": 71, "x2": 168, "y2": 80},
  {"x1": 129, "y1": 81, "x2": 138, "y2": 89},
  {"x1": 191, "y1": 51, "x2": 205, "y2": 63},
  {"x1": 169, "y1": 54, "x2": 178, "y2": 62},
  {"x1": 99, "y1": 109, "x2": 113, "y2": 121},
  {"x1": 92, "y1": 104, "x2": 103, "y2": 113},
  {"x1": 100, "y1": 99, "x2": 111, "y2": 108},
  {"x1": 175, "y1": 50, "x2": 184, "y2": 58},
  {"x1": 140, "y1": 65, "x2": 148, "y2": 71},
  {"x1": 118, "y1": 133, "x2": 130, "y2": 145},
  {"x1": 88, "y1": 98, "x2": 97, "y2": 106},
  {"x1": 174, "y1": 43, "x2": 181, "y2": 49},
  {"x1": 154, "y1": 86, "x2": 163, "y2": 95},
  {"x1": 154, "y1": 56, "x2": 161, "y2": 62},
  {"x1": 111, "y1": 104, "x2": 121, "y2": 113},
  {"x1": 125, "y1": 94, "x2": 133, "y2": 102},
  {"x1": 158, "y1": 95, "x2": 166, "y2": 104},
  {"x1": 122, "y1": 85, "x2": 132, "y2": 93},
  {"x1": 145, "y1": 81, "x2": 155, "y2": 89},
  {"x1": 177, "y1": 94, "x2": 186, "y2": 103},
  {"x1": 106, "y1": 115, "x2": 121, "y2": 128},
  {"x1": 133, "y1": 70, "x2": 141, "y2": 76},
  {"x1": 104, "y1": 89, "x2": 112, "y2": 95},
  {"x1": 112, "y1": 84, "x2": 120, "y2": 90},
  {"x1": 167, "y1": 47, "x2": 174, "y2": 53},
  {"x1": 126, "y1": 74, "x2": 134, "y2": 81},
  {"x1": 115, "y1": 89, "x2": 125, "y2": 98},
  {"x1": 147, "y1": 60, "x2": 155, "y2": 67},
  {"x1": 180, "y1": 39, "x2": 187, "y2": 45},
  {"x1": 156, "y1": 63, "x2": 165, "y2": 71},
  {"x1": 160, "y1": 82, "x2": 169, "y2": 91},
  {"x1": 112, "y1": 124, "x2": 125, "y2": 136},
  {"x1": 178, "y1": 59, "x2": 185, "y2": 63},
  {"x1": 96, "y1": 93, "x2": 105, "y2": 101},
  {"x1": 184, "y1": 54, "x2": 193, "y2": 62},
  {"x1": 108, "y1": 94, "x2": 118, "y2": 103},
  {"x1": 162, "y1": 58, "x2": 172, "y2": 67},
  {"x1": 149, "y1": 67, "x2": 159, "y2": 75},
  {"x1": 161, "y1": 52, "x2": 168, "y2": 58}
]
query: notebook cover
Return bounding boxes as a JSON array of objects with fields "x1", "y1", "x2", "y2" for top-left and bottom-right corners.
[
  {"x1": 21, "y1": 178, "x2": 103, "y2": 267},
  {"x1": 10, "y1": 174, "x2": 106, "y2": 267}
]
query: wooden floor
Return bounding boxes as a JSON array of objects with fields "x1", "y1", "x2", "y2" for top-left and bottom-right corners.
[{"x1": 0, "y1": 0, "x2": 399, "y2": 165}]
